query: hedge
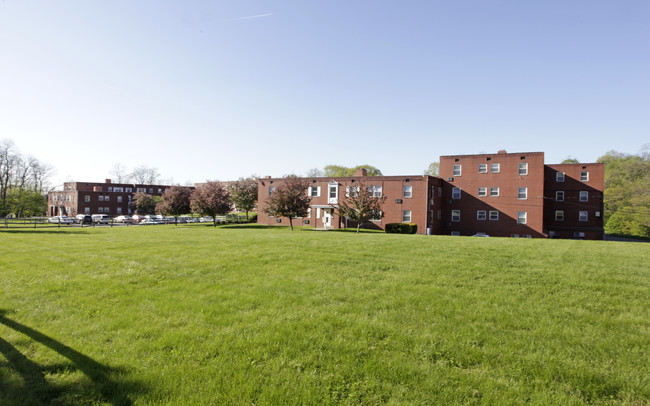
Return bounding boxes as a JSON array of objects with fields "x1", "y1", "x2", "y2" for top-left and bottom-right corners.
[{"x1": 385, "y1": 223, "x2": 418, "y2": 234}]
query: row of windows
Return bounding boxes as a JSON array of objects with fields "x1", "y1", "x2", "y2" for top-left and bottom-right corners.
[
  {"x1": 453, "y1": 187, "x2": 528, "y2": 199},
  {"x1": 555, "y1": 191, "x2": 589, "y2": 202},
  {"x1": 555, "y1": 210, "x2": 590, "y2": 222},
  {"x1": 451, "y1": 210, "x2": 528, "y2": 224},
  {"x1": 306, "y1": 185, "x2": 414, "y2": 199},
  {"x1": 90, "y1": 207, "x2": 125, "y2": 214},
  {"x1": 453, "y1": 163, "x2": 528, "y2": 176},
  {"x1": 556, "y1": 172, "x2": 589, "y2": 182},
  {"x1": 101, "y1": 187, "x2": 165, "y2": 193},
  {"x1": 85, "y1": 195, "x2": 125, "y2": 203}
]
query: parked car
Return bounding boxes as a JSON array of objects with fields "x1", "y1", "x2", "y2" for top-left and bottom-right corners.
[
  {"x1": 74, "y1": 214, "x2": 93, "y2": 224},
  {"x1": 132, "y1": 214, "x2": 146, "y2": 223},
  {"x1": 139, "y1": 218, "x2": 160, "y2": 225},
  {"x1": 114, "y1": 215, "x2": 134, "y2": 223},
  {"x1": 47, "y1": 216, "x2": 73, "y2": 224},
  {"x1": 91, "y1": 214, "x2": 112, "y2": 224},
  {"x1": 199, "y1": 216, "x2": 214, "y2": 223}
]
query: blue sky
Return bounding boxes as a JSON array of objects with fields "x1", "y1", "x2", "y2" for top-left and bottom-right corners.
[{"x1": 1, "y1": 1, "x2": 648, "y2": 186}]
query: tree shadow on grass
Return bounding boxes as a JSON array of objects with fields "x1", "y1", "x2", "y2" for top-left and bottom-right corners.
[{"x1": 0, "y1": 310, "x2": 147, "y2": 405}]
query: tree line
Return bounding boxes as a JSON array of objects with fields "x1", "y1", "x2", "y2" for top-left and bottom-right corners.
[{"x1": 0, "y1": 140, "x2": 53, "y2": 217}]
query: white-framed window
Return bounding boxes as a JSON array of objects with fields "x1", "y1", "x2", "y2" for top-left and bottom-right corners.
[
  {"x1": 523, "y1": 235, "x2": 532, "y2": 238},
  {"x1": 517, "y1": 211, "x2": 527, "y2": 224},
  {"x1": 556, "y1": 172, "x2": 565, "y2": 182},
  {"x1": 574, "y1": 232, "x2": 586, "y2": 238},
  {"x1": 84, "y1": 195, "x2": 90, "y2": 203},
  {"x1": 105, "y1": 195, "x2": 110, "y2": 202},
  {"x1": 490, "y1": 163, "x2": 500, "y2": 173},
  {"x1": 126, "y1": 187, "x2": 133, "y2": 193},
  {"x1": 519, "y1": 163, "x2": 528, "y2": 176},
  {"x1": 518, "y1": 187, "x2": 527, "y2": 200},
  {"x1": 579, "y1": 191, "x2": 588, "y2": 202},
  {"x1": 556, "y1": 191, "x2": 565, "y2": 201},
  {"x1": 478, "y1": 164, "x2": 487, "y2": 173},
  {"x1": 98, "y1": 207, "x2": 104, "y2": 213},
  {"x1": 453, "y1": 164, "x2": 462, "y2": 176},
  {"x1": 579, "y1": 211, "x2": 588, "y2": 222},
  {"x1": 117, "y1": 207, "x2": 122, "y2": 214},
  {"x1": 478, "y1": 187, "x2": 487, "y2": 197},
  {"x1": 329, "y1": 184, "x2": 339, "y2": 200},
  {"x1": 452, "y1": 187, "x2": 461, "y2": 199},
  {"x1": 113, "y1": 187, "x2": 124, "y2": 193},
  {"x1": 511, "y1": 234, "x2": 520, "y2": 238},
  {"x1": 117, "y1": 196, "x2": 123, "y2": 203},
  {"x1": 310, "y1": 186, "x2": 321, "y2": 197},
  {"x1": 451, "y1": 210, "x2": 461, "y2": 222},
  {"x1": 555, "y1": 210, "x2": 564, "y2": 221},
  {"x1": 367, "y1": 185, "x2": 382, "y2": 197},
  {"x1": 477, "y1": 210, "x2": 486, "y2": 220},
  {"x1": 490, "y1": 187, "x2": 499, "y2": 197},
  {"x1": 84, "y1": 207, "x2": 90, "y2": 214},
  {"x1": 268, "y1": 186, "x2": 275, "y2": 196},
  {"x1": 98, "y1": 195, "x2": 104, "y2": 202},
  {"x1": 489, "y1": 211, "x2": 499, "y2": 221},
  {"x1": 580, "y1": 172, "x2": 589, "y2": 182},
  {"x1": 403, "y1": 185, "x2": 412, "y2": 198},
  {"x1": 107, "y1": 187, "x2": 112, "y2": 192},
  {"x1": 104, "y1": 207, "x2": 110, "y2": 213},
  {"x1": 402, "y1": 210, "x2": 412, "y2": 222},
  {"x1": 137, "y1": 188, "x2": 145, "y2": 193},
  {"x1": 158, "y1": 188, "x2": 162, "y2": 193}
]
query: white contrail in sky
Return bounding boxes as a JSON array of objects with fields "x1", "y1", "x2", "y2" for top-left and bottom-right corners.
[{"x1": 231, "y1": 13, "x2": 273, "y2": 21}]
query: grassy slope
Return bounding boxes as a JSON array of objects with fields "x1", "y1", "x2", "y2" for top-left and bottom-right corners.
[{"x1": 0, "y1": 226, "x2": 648, "y2": 405}]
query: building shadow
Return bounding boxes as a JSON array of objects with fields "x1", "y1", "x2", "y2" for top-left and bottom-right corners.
[{"x1": 0, "y1": 311, "x2": 146, "y2": 405}]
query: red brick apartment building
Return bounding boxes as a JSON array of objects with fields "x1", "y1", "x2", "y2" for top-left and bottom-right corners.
[
  {"x1": 257, "y1": 151, "x2": 604, "y2": 239},
  {"x1": 48, "y1": 179, "x2": 176, "y2": 217}
]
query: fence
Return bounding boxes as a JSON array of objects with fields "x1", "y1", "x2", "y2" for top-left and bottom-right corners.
[{"x1": 2, "y1": 214, "x2": 256, "y2": 229}]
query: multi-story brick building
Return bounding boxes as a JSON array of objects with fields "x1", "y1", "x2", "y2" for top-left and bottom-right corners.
[
  {"x1": 257, "y1": 151, "x2": 604, "y2": 239},
  {"x1": 47, "y1": 179, "x2": 177, "y2": 217},
  {"x1": 257, "y1": 169, "x2": 444, "y2": 234}
]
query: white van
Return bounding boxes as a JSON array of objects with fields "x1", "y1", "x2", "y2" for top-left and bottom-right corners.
[{"x1": 91, "y1": 214, "x2": 111, "y2": 224}]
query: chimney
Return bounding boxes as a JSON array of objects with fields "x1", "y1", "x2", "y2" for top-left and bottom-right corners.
[
  {"x1": 353, "y1": 168, "x2": 368, "y2": 177},
  {"x1": 105, "y1": 179, "x2": 112, "y2": 184},
  {"x1": 497, "y1": 150, "x2": 507, "y2": 154}
]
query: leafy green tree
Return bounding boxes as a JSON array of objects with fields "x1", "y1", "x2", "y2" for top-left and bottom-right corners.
[
  {"x1": 561, "y1": 157, "x2": 580, "y2": 164},
  {"x1": 228, "y1": 177, "x2": 258, "y2": 220},
  {"x1": 6, "y1": 188, "x2": 46, "y2": 217},
  {"x1": 423, "y1": 162, "x2": 439, "y2": 176},
  {"x1": 264, "y1": 175, "x2": 310, "y2": 230},
  {"x1": 132, "y1": 192, "x2": 158, "y2": 214},
  {"x1": 322, "y1": 165, "x2": 382, "y2": 177},
  {"x1": 338, "y1": 182, "x2": 387, "y2": 233},
  {"x1": 190, "y1": 181, "x2": 231, "y2": 227},
  {"x1": 156, "y1": 186, "x2": 192, "y2": 222}
]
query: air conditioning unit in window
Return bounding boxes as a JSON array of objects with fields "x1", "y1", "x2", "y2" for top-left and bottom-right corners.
[
  {"x1": 275, "y1": 218, "x2": 282, "y2": 223},
  {"x1": 395, "y1": 198, "x2": 402, "y2": 204},
  {"x1": 303, "y1": 219, "x2": 310, "y2": 224},
  {"x1": 446, "y1": 177, "x2": 454, "y2": 182},
  {"x1": 595, "y1": 211, "x2": 601, "y2": 218}
]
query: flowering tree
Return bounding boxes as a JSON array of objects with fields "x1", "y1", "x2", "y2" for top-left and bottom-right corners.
[
  {"x1": 264, "y1": 175, "x2": 310, "y2": 230},
  {"x1": 338, "y1": 182, "x2": 386, "y2": 233},
  {"x1": 190, "y1": 181, "x2": 231, "y2": 227},
  {"x1": 228, "y1": 176, "x2": 258, "y2": 220},
  {"x1": 156, "y1": 185, "x2": 192, "y2": 223}
]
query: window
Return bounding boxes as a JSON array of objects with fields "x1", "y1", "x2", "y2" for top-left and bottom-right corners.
[
  {"x1": 117, "y1": 196, "x2": 123, "y2": 203},
  {"x1": 158, "y1": 188, "x2": 162, "y2": 193},
  {"x1": 451, "y1": 231, "x2": 461, "y2": 236},
  {"x1": 114, "y1": 187, "x2": 124, "y2": 192},
  {"x1": 137, "y1": 188, "x2": 145, "y2": 193},
  {"x1": 84, "y1": 207, "x2": 90, "y2": 214},
  {"x1": 84, "y1": 195, "x2": 90, "y2": 203},
  {"x1": 98, "y1": 195, "x2": 104, "y2": 202},
  {"x1": 490, "y1": 187, "x2": 499, "y2": 197},
  {"x1": 453, "y1": 164, "x2": 462, "y2": 176},
  {"x1": 107, "y1": 187, "x2": 112, "y2": 192},
  {"x1": 555, "y1": 210, "x2": 564, "y2": 221},
  {"x1": 580, "y1": 172, "x2": 589, "y2": 182},
  {"x1": 579, "y1": 191, "x2": 588, "y2": 202},
  {"x1": 268, "y1": 186, "x2": 275, "y2": 196},
  {"x1": 329, "y1": 184, "x2": 339, "y2": 202},
  {"x1": 478, "y1": 187, "x2": 487, "y2": 197},
  {"x1": 490, "y1": 163, "x2": 500, "y2": 173},
  {"x1": 310, "y1": 186, "x2": 321, "y2": 197},
  {"x1": 452, "y1": 187, "x2": 461, "y2": 199},
  {"x1": 574, "y1": 232, "x2": 586, "y2": 238},
  {"x1": 523, "y1": 235, "x2": 532, "y2": 239},
  {"x1": 519, "y1": 163, "x2": 528, "y2": 175},
  {"x1": 126, "y1": 187, "x2": 133, "y2": 193},
  {"x1": 402, "y1": 210, "x2": 412, "y2": 222},
  {"x1": 511, "y1": 234, "x2": 520, "y2": 238},
  {"x1": 478, "y1": 164, "x2": 487, "y2": 173},
  {"x1": 149, "y1": 188, "x2": 153, "y2": 193},
  {"x1": 489, "y1": 211, "x2": 499, "y2": 221},
  {"x1": 556, "y1": 172, "x2": 565, "y2": 182},
  {"x1": 403, "y1": 185, "x2": 412, "y2": 198},
  {"x1": 518, "y1": 187, "x2": 527, "y2": 200},
  {"x1": 104, "y1": 195, "x2": 110, "y2": 202},
  {"x1": 367, "y1": 185, "x2": 382, "y2": 197},
  {"x1": 579, "y1": 211, "x2": 588, "y2": 222},
  {"x1": 451, "y1": 210, "x2": 461, "y2": 222},
  {"x1": 98, "y1": 207, "x2": 104, "y2": 213},
  {"x1": 517, "y1": 211, "x2": 527, "y2": 224},
  {"x1": 117, "y1": 207, "x2": 122, "y2": 214},
  {"x1": 477, "y1": 210, "x2": 486, "y2": 220},
  {"x1": 556, "y1": 191, "x2": 565, "y2": 201}
]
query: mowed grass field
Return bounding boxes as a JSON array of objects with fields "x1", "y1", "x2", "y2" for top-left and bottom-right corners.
[{"x1": 1, "y1": 225, "x2": 648, "y2": 405}]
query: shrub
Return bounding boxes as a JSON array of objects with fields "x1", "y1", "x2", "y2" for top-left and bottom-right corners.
[
  {"x1": 249, "y1": 214, "x2": 258, "y2": 223},
  {"x1": 385, "y1": 223, "x2": 418, "y2": 234}
]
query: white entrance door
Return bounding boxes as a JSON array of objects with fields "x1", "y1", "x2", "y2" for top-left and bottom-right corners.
[{"x1": 323, "y1": 209, "x2": 332, "y2": 229}]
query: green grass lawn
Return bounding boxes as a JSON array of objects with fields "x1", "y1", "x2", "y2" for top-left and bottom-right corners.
[{"x1": 1, "y1": 225, "x2": 648, "y2": 405}]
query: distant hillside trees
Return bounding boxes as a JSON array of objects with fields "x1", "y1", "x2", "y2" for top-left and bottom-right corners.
[
  {"x1": 598, "y1": 148, "x2": 650, "y2": 237},
  {"x1": 0, "y1": 139, "x2": 52, "y2": 217},
  {"x1": 229, "y1": 177, "x2": 258, "y2": 220}
]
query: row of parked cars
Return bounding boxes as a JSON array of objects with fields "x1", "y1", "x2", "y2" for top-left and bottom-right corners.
[{"x1": 46, "y1": 214, "x2": 218, "y2": 225}]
